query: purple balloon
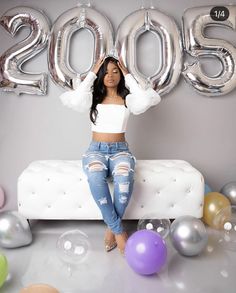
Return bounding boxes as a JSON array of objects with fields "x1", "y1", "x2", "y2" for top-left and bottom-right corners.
[{"x1": 125, "y1": 230, "x2": 167, "y2": 275}]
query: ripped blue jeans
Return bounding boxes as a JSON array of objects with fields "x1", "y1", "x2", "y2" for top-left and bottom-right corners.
[{"x1": 82, "y1": 141, "x2": 136, "y2": 234}]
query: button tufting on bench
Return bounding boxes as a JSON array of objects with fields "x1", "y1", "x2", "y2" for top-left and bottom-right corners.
[{"x1": 17, "y1": 160, "x2": 204, "y2": 220}]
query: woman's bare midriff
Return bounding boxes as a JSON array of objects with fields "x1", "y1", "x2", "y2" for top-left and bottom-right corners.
[{"x1": 92, "y1": 131, "x2": 125, "y2": 142}]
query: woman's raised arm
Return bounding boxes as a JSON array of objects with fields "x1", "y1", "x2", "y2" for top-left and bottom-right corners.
[
  {"x1": 59, "y1": 56, "x2": 106, "y2": 112},
  {"x1": 124, "y1": 74, "x2": 161, "y2": 115}
]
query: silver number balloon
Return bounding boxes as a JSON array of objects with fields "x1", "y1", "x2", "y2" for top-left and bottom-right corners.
[
  {"x1": 0, "y1": 211, "x2": 32, "y2": 248},
  {"x1": 49, "y1": 6, "x2": 114, "y2": 90},
  {"x1": 116, "y1": 8, "x2": 183, "y2": 95},
  {"x1": 182, "y1": 5, "x2": 236, "y2": 96},
  {"x1": 0, "y1": 6, "x2": 50, "y2": 95}
]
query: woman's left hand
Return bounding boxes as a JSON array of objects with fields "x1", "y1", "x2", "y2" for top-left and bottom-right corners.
[{"x1": 118, "y1": 58, "x2": 129, "y2": 76}]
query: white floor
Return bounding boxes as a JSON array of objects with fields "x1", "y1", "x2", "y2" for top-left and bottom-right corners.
[{"x1": 1, "y1": 220, "x2": 236, "y2": 293}]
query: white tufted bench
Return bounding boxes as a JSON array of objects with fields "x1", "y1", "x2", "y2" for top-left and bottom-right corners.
[{"x1": 17, "y1": 160, "x2": 204, "y2": 220}]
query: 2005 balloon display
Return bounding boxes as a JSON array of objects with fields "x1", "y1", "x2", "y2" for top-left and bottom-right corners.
[{"x1": 1, "y1": 5, "x2": 236, "y2": 96}]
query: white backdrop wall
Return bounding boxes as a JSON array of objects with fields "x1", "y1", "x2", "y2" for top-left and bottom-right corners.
[{"x1": 0, "y1": 0, "x2": 236, "y2": 211}]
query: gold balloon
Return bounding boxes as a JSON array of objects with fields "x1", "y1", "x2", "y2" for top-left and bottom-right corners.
[{"x1": 203, "y1": 192, "x2": 231, "y2": 229}]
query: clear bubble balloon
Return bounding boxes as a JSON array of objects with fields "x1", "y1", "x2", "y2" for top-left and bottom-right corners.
[
  {"x1": 56, "y1": 229, "x2": 90, "y2": 265},
  {"x1": 214, "y1": 205, "x2": 236, "y2": 251},
  {"x1": 137, "y1": 214, "x2": 171, "y2": 239}
]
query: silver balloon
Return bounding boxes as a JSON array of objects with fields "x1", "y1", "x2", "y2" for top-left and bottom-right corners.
[
  {"x1": 49, "y1": 6, "x2": 114, "y2": 90},
  {"x1": 0, "y1": 6, "x2": 50, "y2": 95},
  {"x1": 220, "y1": 181, "x2": 236, "y2": 205},
  {"x1": 170, "y1": 215, "x2": 208, "y2": 256},
  {"x1": 116, "y1": 8, "x2": 183, "y2": 95},
  {"x1": 182, "y1": 5, "x2": 236, "y2": 96},
  {"x1": 0, "y1": 211, "x2": 32, "y2": 248}
]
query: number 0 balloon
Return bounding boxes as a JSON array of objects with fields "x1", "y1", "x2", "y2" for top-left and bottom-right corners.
[
  {"x1": 48, "y1": 6, "x2": 114, "y2": 90},
  {"x1": 116, "y1": 8, "x2": 183, "y2": 95}
]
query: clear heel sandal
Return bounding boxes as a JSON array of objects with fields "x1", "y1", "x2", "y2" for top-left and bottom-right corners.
[{"x1": 104, "y1": 229, "x2": 117, "y2": 252}]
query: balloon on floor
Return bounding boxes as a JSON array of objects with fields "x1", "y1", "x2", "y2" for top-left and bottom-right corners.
[
  {"x1": 137, "y1": 214, "x2": 170, "y2": 239},
  {"x1": 0, "y1": 253, "x2": 8, "y2": 288},
  {"x1": 56, "y1": 229, "x2": 90, "y2": 266},
  {"x1": 170, "y1": 215, "x2": 208, "y2": 256},
  {"x1": 19, "y1": 283, "x2": 60, "y2": 293},
  {"x1": 203, "y1": 192, "x2": 231, "y2": 229},
  {"x1": 0, "y1": 185, "x2": 5, "y2": 208},
  {"x1": 125, "y1": 229, "x2": 167, "y2": 275},
  {"x1": 220, "y1": 181, "x2": 236, "y2": 205},
  {"x1": 215, "y1": 205, "x2": 236, "y2": 251},
  {"x1": 204, "y1": 183, "x2": 212, "y2": 195},
  {"x1": 0, "y1": 211, "x2": 32, "y2": 248}
]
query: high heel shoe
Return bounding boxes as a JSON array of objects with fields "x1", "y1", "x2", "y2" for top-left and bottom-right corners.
[
  {"x1": 115, "y1": 232, "x2": 128, "y2": 255},
  {"x1": 104, "y1": 229, "x2": 117, "y2": 252}
]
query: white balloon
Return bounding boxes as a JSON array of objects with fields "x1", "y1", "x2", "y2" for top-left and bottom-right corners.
[
  {"x1": 182, "y1": 5, "x2": 236, "y2": 96},
  {"x1": 116, "y1": 8, "x2": 183, "y2": 95},
  {"x1": 48, "y1": 6, "x2": 114, "y2": 90},
  {"x1": 0, "y1": 6, "x2": 50, "y2": 95}
]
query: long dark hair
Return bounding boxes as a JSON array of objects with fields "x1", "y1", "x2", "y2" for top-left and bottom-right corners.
[{"x1": 90, "y1": 56, "x2": 129, "y2": 124}]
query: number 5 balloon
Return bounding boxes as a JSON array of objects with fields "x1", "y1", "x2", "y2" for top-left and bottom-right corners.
[
  {"x1": 182, "y1": 5, "x2": 236, "y2": 96},
  {"x1": 0, "y1": 6, "x2": 50, "y2": 95}
]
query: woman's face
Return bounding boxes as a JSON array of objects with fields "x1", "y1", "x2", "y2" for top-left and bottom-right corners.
[{"x1": 103, "y1": 61, "x2": 121, "y2": 89}]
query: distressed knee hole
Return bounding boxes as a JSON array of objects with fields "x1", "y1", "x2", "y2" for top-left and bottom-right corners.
[
  {"x1": 88, "y1": 161, "x2": 106, "y2": 172},
  {"x1": 119, "y1": 182, "x2": 130, "y2": 193},
  {"x1": 114, "y1": 162, "x2": 131, "y2": 176},
  {"x1": 119, "y1": 194, "x2": 128, "y2": 204},
  {"x1": 98, "y1": 197, "x2": 108, "y2": 205}
]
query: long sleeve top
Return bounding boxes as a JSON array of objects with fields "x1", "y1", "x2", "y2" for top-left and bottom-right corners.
[{"x1": 59, "y1": 72, "x2": 161, "y2": 115}]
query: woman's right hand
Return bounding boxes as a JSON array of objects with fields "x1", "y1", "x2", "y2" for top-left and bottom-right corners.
[
  {"x1": 92, "y1": 56, "x2": 105, "y2": 75},
  {"x1": 118, "y1": 58, "x2": 129, "y2": 76}
]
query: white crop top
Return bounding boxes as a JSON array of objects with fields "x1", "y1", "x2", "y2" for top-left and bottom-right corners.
[
  {"x1": 91, "y1": 104, "x2": 130, "y2": 133},
  {"x1": 60, "y1": 71, "x2": 161, "y2": 115}
]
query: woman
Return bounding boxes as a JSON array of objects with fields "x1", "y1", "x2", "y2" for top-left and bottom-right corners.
[{"x1": 60, "y1": 56, "x2": 161, "y2": 254}]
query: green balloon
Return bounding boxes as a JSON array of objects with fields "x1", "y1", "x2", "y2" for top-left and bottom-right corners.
[{"x1": 0, "y1": 253, "x2": 8, "y2": 288}]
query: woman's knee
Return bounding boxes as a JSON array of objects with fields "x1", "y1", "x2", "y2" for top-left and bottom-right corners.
[
  {"x1": 111, "y1": 154, "x2": 135, "y2": 178},
  {"x1": 87, "y1": 160, "x2": 107, "y2": 172},
  {"x1": 112, "y1": 164, "x2": 135, "y2": 188},
  {"x1": 83, "y1": 157, "x2": 107, "y2": 176}
]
